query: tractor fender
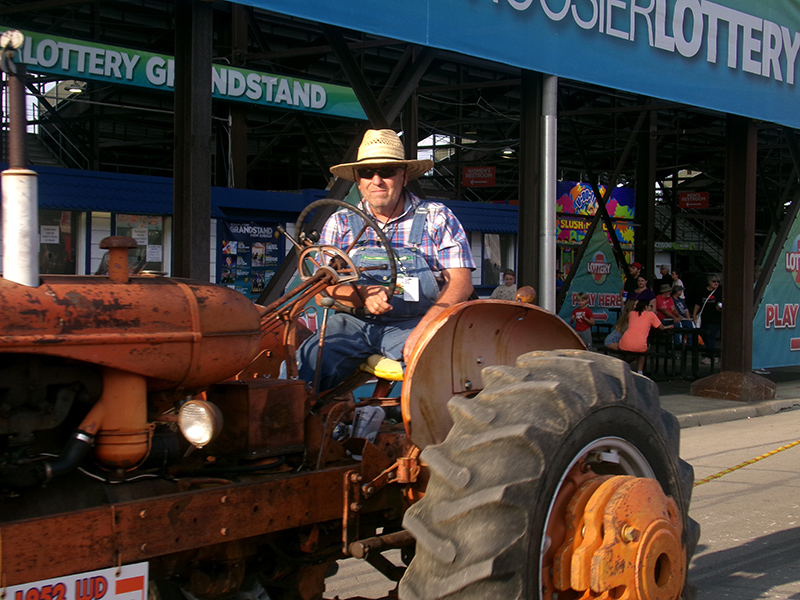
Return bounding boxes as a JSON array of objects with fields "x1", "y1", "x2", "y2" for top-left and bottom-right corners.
[{"x1": 401, "y1": 299, "x2": 584, "y2": 449}]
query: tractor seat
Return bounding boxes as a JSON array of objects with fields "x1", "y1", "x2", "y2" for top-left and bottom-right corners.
[{"x1": 360, "y1": 355, "x2": 405, "y2": 381}]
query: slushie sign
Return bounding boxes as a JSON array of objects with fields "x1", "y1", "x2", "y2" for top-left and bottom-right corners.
[{"x1": 8, "y1": 27, "x2": 366, "y2": 120}]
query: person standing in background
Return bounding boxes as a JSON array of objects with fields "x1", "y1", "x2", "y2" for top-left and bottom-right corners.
[
  {"x1": 490, "y1": 268, "x2": 517, "y2": 300},
  {"x1": 692, "y1": 274, "x2": 722, "y2": 365},
  {"x1": 631, "y1": 275, "x2": 652, "y2": 301},
  {"x1": 671, "y1": 269, "x2": 686, "y2": 299},
  {"x1": 570, "y1": 291, "x2": 596, "y2": 351},
  {"x1": 622, "y1": 262, "x2": 642, "y2": 301},
  {"x1": 656, "y1": 264, "x2": 672, "y2": 290}
]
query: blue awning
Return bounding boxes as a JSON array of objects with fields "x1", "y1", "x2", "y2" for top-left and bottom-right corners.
[
  {"x1": 4, "y1": 164, "x2": 326, "y2": 217},
  {"x1": 211, "y1": 187, "x2": 326, "y2": 218},
  {"x1": 442, "y1": 199, "x2": 517, "y2": 234},
  {"x1": 34, "y1": 165, "x2": 173, "y2": 214},
  {"x1": 8, "y1": 164, "x2": 518, "y2": 233}
]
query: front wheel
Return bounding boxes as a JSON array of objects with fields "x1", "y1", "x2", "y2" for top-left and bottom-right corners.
[{"x1": 399, "y1": 349, "x2": 699, "y2": 600}]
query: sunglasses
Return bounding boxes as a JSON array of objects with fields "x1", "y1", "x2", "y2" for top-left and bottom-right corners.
[
  {"x1": 710, "y1": 279, "x2": 719, "y2": 283},
  {"x1": 357, "y1": 166, "x2": 403, "y2": 179}
]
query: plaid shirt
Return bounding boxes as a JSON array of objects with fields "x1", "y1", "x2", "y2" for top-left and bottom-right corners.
[{"x1": 320, "y1": 192, "x2": 475, "y2": 280}]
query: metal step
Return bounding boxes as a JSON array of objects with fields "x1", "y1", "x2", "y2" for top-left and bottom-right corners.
[
  {"x1": 26, "y1": 133, "x2": 67, "y2": 168},
  {"x1": 655, "y1": 205, "x2": 723, "y2": 267}
]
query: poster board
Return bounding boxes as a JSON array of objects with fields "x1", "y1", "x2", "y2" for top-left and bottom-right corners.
[{"x1": 217, "y1": 220, "x2": 284, "y2": 301}]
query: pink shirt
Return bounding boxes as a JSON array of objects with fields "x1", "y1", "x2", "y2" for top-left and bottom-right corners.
[{"x1": 619, "y1": 310, "x2": 662, "y2": 353}]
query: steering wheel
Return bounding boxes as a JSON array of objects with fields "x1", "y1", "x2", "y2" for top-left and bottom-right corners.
[{"x1": 294, "y1": 198, "x2": 397, "y2": 315}]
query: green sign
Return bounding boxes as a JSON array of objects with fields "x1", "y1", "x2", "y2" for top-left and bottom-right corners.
[
  {"x1": 558, "y1": 224, "x2": 626, "y2": 328},
  {"x1": 9, "y1": 27, "x2": 366, "y2": 120}
]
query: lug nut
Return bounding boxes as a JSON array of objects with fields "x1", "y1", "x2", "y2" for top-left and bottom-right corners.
[{"x1": 621, "y1": 525, "x2": 637, "y2": 542}]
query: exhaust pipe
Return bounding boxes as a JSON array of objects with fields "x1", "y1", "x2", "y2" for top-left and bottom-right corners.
[
  {"x1": 1, "y1": 30, "x2": 39, "y2": 287},
  {"x1": 0, "y1": 431, "x2": 94, "y2": 488}
]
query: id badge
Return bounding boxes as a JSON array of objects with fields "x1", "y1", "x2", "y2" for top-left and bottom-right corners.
[{"x1": 399, "y1": 276, "x2": 420, "y2": 302}]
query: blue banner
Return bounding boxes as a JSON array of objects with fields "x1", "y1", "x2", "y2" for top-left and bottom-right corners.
[
  {"x1": 231, "y1": 0, "x2": 800, "y2": 129},
  {"x1": 753, "y1": 215, "x2": 800, "y2": 369}
]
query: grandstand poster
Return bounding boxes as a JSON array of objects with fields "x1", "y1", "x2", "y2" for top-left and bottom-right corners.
[{"x1": 217, "y1": 220, "x2": 284, "y2": 301}]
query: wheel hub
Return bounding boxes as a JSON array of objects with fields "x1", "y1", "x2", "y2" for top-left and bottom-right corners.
[{"x1": 547, "y1": 475, "x2": 685, "y2": 600}]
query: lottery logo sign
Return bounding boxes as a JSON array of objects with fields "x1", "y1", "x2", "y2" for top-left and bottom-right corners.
[
  {"x1": 785, "y1": 234, "x2": 800, "y2": 290},
  {"x1": 587, "y1": 251, "x2": 612, "y2": 285}
]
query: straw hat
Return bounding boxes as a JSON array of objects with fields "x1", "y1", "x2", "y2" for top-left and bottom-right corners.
[{"x1": 329, "y1": 129, "x2": 434, "y2": 181}]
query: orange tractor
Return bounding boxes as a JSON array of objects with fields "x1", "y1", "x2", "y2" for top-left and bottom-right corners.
[{"x1": 0, "y1": 197, "x2": 698, "y2": 600}]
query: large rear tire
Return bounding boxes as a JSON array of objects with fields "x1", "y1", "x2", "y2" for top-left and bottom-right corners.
[{"x1": 399, "y1": 349, "x2": 699, "y2": 600}]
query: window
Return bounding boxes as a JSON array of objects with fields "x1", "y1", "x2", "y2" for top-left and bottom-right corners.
[
  {"x1": 39, "y1": 209, "x2": 79, "y2": 274},
  {"x1": 482, "y1": 232, "x2": 515, "y2": 286},
  {"x1": 110, "y1": 214, "x2": 166, "y2": 274}
]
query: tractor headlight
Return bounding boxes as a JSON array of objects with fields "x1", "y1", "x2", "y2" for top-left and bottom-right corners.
[{"x1": 179, "y1": 400, "x2": 223, "y2": 447}]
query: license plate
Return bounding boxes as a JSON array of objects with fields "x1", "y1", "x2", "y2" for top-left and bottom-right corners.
[{"x1": 6, "y1": 563, "x2": 149, "y2": 600}]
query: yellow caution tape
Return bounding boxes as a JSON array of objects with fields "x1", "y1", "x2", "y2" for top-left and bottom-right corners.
[{"x1": 694, "y1": 439, "x2": 800, "y2": 486}]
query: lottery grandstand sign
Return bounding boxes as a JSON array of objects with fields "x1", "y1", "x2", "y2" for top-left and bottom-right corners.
[{"x1": 7, "y1": 26, "x2": 367, "y2": 120}]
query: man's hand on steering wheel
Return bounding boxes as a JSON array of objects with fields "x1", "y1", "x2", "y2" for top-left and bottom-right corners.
[
  {"x1": 363, "y1": 285, "x2": 393, "y2": 315},
  {"x1": 320, "y1": 283, "x2": 393, "y2": 315}
]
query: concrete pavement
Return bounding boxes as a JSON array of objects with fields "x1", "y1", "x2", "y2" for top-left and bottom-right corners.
[{"x1": 656, "y1": 365, "x2": 800, "y2": 428}]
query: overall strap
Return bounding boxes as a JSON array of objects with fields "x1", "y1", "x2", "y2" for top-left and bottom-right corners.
[
  {"x1": 347, "y1": 211, "x2": 366, "y2": 246},
  {"x1": 407, "y1": 203, "x2": 430, "y2": 247}
]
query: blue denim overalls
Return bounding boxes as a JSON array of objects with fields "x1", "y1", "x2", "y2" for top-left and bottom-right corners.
[
  {"x1": 347, "y1": 205, "x2": 440, "y2": 319},
  {"x1": 295, "y1": 204, "x2": 441, "y2": 390}
]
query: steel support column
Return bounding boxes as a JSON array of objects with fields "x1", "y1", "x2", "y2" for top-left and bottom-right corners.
[
  {"x1": 173, "y1": 0, "x2": 212, "y2": 280},
  {"x1": 229, "y1": 3, "x2": 250, "y2": 188},
  {"x1": 2, "y1": 49, "x2": 38, "y2": 287},
  {"x1": 721, "y1": 115, "x2": 756, "y2": 372},
  {"x1": 690, "y1": 115, "x2": 774, "y2": 401},
  {"x1": 518, "y1": 71, "x2": 542, "y2": 300},
  {"x1": 635, "y1": 108, "x2": 657, "y2": 275},
  {"x1": 539, "y1": 75, "x2": 557, "y2": 312}
]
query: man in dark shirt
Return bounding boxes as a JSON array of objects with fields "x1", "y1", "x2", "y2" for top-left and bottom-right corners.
[
  {"x1": 622, "y1": 261, "x2": 642, "y2": 301},
  {"x1": 656, "y1": 264, "x2": 672, "y2": 290}
]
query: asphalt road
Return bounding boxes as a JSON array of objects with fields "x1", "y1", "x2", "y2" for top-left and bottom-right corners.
[
  {"x1": 683, "y1": 408, "x2": 800, "y2": 599},
  {"x1": 324, "y1": 408, "x2": 800, "y2": 599}
]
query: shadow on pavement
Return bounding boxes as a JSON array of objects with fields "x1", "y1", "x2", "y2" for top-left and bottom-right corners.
[{"x1": 689, "y1": 527, "x2": 800, "y2": 599}]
